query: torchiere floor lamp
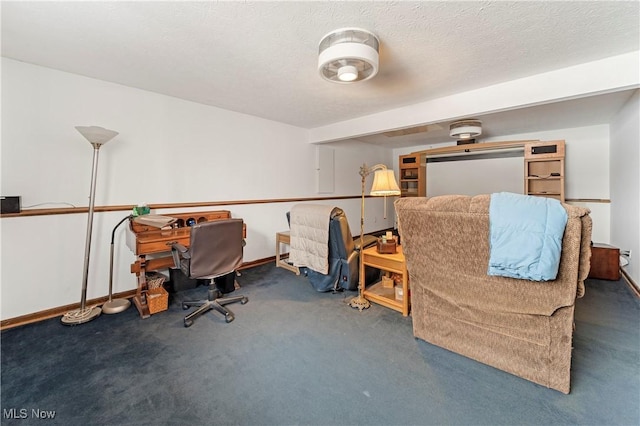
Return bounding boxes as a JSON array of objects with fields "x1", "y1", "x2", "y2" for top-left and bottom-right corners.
[
  {"x1": 349, "y1": 163, "x2": 400, "y2": 311},
  {"x1": 62, "y1": 126, "x2": 119, "y2": 325}
]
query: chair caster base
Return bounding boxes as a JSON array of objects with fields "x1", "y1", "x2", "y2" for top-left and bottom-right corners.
[{"x1": 181, "y1": 286, "x2": 246, "y2": 326}]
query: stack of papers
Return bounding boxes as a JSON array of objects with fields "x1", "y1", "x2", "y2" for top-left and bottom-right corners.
[{"x1": 133, "y1": 215, "x2": 177, "y2": 229}]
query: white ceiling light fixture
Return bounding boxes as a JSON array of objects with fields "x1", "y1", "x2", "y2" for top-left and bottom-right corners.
[
  {"x1": 318, "y1": 28, "x2": 379, "y2": 84},
  {"x1": 449, "y1": 119, "x2": 482, "y2": 140}
]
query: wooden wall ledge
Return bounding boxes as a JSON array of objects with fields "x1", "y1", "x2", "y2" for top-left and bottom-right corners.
[
  {"x1": 0, "y1": 195, "x2": 363, "y2": 218},
  {"x1": 416, "y1": 140, "x2": 538, "y2": 157}
]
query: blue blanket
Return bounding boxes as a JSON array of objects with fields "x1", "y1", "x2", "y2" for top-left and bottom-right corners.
[{"x1": 488, "y1": 192, "x2": 567, "y2": 281}]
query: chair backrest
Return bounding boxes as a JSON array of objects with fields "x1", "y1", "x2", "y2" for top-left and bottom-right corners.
[
  {"x1": 287, "y1": 207, "x2": 355, "y2": 259},
  {"x1": 286, "y1": 207, "x2": 355, "y2": 253},
  {"x1": 328, "y1": 208, "x2": 355, "y2": 258},
  {"x1": 187, "y1": 218, "x2": 244, "y2": 279}
]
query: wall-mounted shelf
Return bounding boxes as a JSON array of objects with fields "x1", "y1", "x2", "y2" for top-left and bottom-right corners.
[
  {"x1": 418, "y1": 140, "x2": 534, "y2": 158},
  {"x1": 399, "y1": 153, "x2": 425, "y2": 197},
  {"x1": 524, "y1": 140, "x2": 565, "y2": 202},
  {"x1": 399, "y1": 139, "x2": 566, "y2": 202}
]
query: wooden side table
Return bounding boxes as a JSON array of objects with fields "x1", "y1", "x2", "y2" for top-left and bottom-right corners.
[
  {"x1": 588, "y1": 243, "x2": 620, "y2": 280},
  {"x1": 275, "y1": 231, "x2": 300, "y2": 275},
  {"x1": 361, "y1": 245, "x2": 410, "y2": 316}
]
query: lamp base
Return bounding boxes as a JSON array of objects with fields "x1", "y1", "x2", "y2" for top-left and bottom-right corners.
[
  {"x1": 61, "y1": 306, "x2": 102, "y2": 325},
  {"x1": 102, "y1": 298, "x2": 131, "y2": 314},
  {"x1": 349, "y1": 295, "x2": 371, "y2": 311}
]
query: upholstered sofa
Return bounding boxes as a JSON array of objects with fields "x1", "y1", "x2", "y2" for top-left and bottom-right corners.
[{"x1": 395, "y1": 195, "x2": 592, "y2": 393}]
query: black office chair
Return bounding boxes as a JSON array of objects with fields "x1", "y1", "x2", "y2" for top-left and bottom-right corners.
[{"x1": 170, "y1": 218, "x2": 248, "y2": 327}]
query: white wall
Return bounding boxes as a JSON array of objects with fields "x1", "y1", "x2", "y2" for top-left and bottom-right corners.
[
  {"x1": 393, "y1": 125, "x2": 612, "y2": 243},
  {"x1": 0, "y1": 58, "x2": 395, "y2": 320},
  {"x1": 610, "y1": 90, "x2": 640, "y2": 285}
]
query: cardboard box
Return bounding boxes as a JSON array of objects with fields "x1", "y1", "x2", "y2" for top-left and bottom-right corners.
[
  {"x1": 382, "y1": 275, "x2": 394, "y2": 288},
  {"x1": 395, "y1": 286, "x2": 404, "y2": 301}
]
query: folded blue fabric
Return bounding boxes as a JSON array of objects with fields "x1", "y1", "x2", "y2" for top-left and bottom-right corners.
[{"x1": 488, "y1": 192, "x2": 568, "y2": 281}]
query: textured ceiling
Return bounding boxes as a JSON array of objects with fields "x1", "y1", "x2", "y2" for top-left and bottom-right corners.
[{"x1": 2, "y1": 1, "x2": 639, "y2": 143}]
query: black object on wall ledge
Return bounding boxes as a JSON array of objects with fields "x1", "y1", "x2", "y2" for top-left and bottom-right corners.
[
  {"x1": 1, "y1": 196, "x2": 21, "y2": 214},
  {"x1": 531, "y1": 144, "x2": 557, "y2": 155}
]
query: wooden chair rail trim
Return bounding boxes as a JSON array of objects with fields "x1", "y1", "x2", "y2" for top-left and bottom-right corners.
[
  {"x1": 0, "y1": 195, "x2": 363, "y2": 218},
  {"x1": 2, "y1": 194, "x2": 612, "y2": 219},
  {"x1": 565, "y1": 198, "x2": 611, "y2": 203}
]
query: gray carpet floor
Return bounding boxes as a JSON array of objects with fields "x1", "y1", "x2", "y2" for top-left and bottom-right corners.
[{"x1": 1, "y1": 263, "x2": 639, "y2": 425}]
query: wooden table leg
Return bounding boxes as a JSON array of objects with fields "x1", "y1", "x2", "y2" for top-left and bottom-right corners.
[
  {"x1": 132, "y1": 256, "x2": 151, "y2": 319},
  {"x1": 275, "y1": 231, "x2": 300, "y2": 275}
]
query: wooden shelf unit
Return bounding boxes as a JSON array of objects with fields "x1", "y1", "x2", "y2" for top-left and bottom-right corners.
[
  {"x1": 524, "y1": 140, "x2": 565, "y2": 202},
  {"x1": 361, "y1": 245, "x2": 410, "y2": 316},
  {"x1": 399, "y1": 153, "x2": 425, "y2": 197},
  {"x1": 399, "y1": 139, "x2": 566, "y2": 201}
]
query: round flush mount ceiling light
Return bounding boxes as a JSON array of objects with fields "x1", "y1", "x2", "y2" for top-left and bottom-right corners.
[
  {"x1": 449, "y1": 119, "x2": 482, "y2": 139},
  {"x1": 318, "y1": 28, "x2": 379, "y2": 84}
]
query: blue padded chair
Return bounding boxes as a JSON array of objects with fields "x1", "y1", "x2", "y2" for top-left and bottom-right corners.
[{"x1": 288, "y1": 207, "x2": 379, "y2": 292}]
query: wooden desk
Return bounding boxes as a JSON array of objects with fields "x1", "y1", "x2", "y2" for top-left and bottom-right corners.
[
  {"x1": 361, "y1": 245, "x2": 410, "y2": 316},
  {"x1": 125, "y1": 210, "x2": 244, "y2": 318},
  {"x1": 275, "y1": 231, "x2": 300, "y2": 275}
]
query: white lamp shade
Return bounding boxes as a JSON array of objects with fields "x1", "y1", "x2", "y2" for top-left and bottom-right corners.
[
  {"x1": 370, "y1": 169, "x2": 401, "y2": 196},
  {"x1": 75, "y1": 126, "x2": 119, "y2": 145}
]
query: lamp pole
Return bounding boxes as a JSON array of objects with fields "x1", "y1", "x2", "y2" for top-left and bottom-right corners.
[
  {"x1": 349, "y1": 163, "x2": 393, "y2": 311},
  {"x1": 102, "y1": 214, "x2": 134, "y2": 314}
]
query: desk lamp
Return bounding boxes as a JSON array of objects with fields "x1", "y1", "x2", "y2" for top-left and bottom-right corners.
[
  {"x1": 102, "y1": 214, "x2": 133, "y2": 314},
  {"x1": 62, "y1": 126, "x2": 119, "y2": 325},
  {"x1": 349, "y1": 164, "x2": 400, "y2": 311}
]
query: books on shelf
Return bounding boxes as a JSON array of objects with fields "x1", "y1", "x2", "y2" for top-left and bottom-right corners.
[{"x1": 133, "y1": 215, "x2": 177, "y2": 229}]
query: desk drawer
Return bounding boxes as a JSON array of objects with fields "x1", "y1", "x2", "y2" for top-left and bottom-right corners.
[
  {"x1": 127, "y1": 218, "x2": 246, "y2": 256},
  {"x1": 136, "y1": 237, "x2": 188, "y2": 255}
]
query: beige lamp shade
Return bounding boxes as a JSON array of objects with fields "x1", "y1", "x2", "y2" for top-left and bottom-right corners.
[
  {"x1": 370, "y1": 169, "x2": 401, "y2": 196},
  {"x1": 75, "y1": 126, "x2": 119, "y2": 145}
]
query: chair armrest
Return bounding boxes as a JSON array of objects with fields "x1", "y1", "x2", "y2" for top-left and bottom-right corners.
[
  {"x1": 169, "y1": 242, "x2": 190, "y2": 268},
  {"x1": 354, "y1": 235, "x2": 378, "y2": 251},
  {"x1": 170, "y1": 242, "x2": 190, "y2": 255}
]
